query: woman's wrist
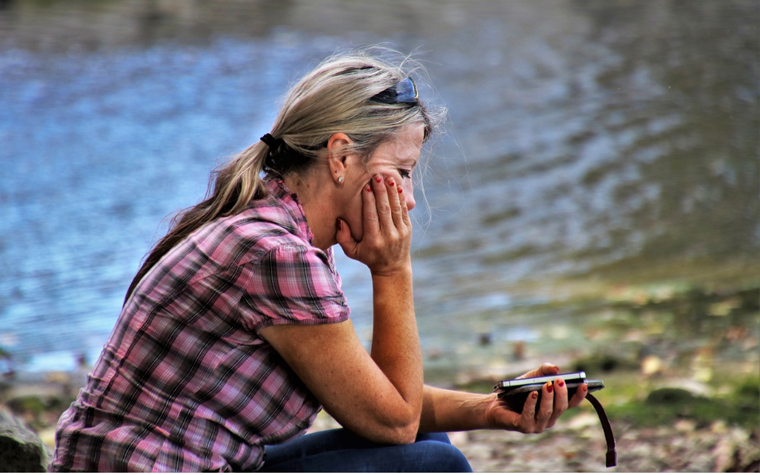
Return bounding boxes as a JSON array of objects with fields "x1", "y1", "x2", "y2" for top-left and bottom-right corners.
[
  {"x1": 420, "y1": 387, "x2": 502, "y2": 433},
  {"x1": 482, "y1": 392, "x2": 502, "y2": 430},
  {"x1": 370, "y1": 265, "x2": 413, "y2": 305},
  {"x1": 369, "y1": 259, "x2": 412, "y2": 279}
]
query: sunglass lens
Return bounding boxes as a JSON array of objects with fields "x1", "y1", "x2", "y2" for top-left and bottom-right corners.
[{"x1": 395, "y1": 77, "x2": 418, "y2": 103}]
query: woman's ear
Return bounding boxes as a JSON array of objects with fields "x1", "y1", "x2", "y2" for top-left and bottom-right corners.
[{"x1": 326, "y1": 133, "x2": 354, "y2": 185}]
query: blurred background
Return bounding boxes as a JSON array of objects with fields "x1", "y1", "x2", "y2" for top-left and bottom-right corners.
[{"x1": 0, "y1": 0, "x2": 758, "y2": 471}]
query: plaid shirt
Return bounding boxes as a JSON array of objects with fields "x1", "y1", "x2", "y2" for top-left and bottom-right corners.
[{"x1": 51, "y1": 178, "x2": 350, "y2": 472}]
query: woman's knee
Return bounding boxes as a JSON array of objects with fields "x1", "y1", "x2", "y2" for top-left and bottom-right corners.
[
  {"x1": 411, "y1": 438, "x2": 472, "y2": 472},
  {"x1": 416, "y1": 431, "x2": 452, "y2": 444}
]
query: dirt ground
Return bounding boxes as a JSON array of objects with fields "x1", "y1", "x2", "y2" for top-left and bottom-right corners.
[{"x1": 309, "y1": 409, "x2": 760, "y2": 472}]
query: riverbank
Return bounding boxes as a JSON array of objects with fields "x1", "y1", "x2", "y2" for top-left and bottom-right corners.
[
  {"x1": 3, "y1": 280, "x2": 758, "y2": 471},
  {"x1": 2, "y1": 283, "x2": 758, "y2": 471},
  {"x1": 312, "y1": 409, "x2": 760, "y2": 472},
  {"x1": 2, "y1": 361, "x2": 758, "y2": 472}
]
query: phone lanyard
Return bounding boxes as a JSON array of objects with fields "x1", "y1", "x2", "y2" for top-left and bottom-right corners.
[{"x1": 585, "y1": 393, "x2": 617, "y2": 468}]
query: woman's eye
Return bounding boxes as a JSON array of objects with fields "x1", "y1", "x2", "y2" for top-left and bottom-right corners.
[{"x1": 398, "y1": 169, "x2": 411, "y2": 179}]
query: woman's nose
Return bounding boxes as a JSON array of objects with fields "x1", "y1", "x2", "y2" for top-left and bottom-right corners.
[{"x1": 405, "y1": 189, "x2": 416, "y2": 211}]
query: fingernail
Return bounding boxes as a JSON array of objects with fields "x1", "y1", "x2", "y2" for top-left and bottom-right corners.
[
  {"x1": 366, "y1": 184, "x2": 372, "y2": 192},
  {"x1": 388, "y1": 179, "x2": 395, "y2": 187},
  {"x1": 397, "y1": 186, "x2": 403, "y2": 194},
  {"x1": 532, "y1": 391, "x2": 538, "y2": 400},
  {"x1": 375, "y1": 175, "x2": 383, "y2": 183},
  {"x1": 336, "y1": 219, "x2": 342, "y2": 231},
  {"x1": 547, "y1": 383, "x2": 553, "y2": 393},
  {"x1": 557, "y1": 379, "x2": 565, "y2": 388}
]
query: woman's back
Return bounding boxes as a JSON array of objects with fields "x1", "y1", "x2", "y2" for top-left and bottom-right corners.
[{"x1": 50, "y1": 178, "x2": 349, "y2": 472}]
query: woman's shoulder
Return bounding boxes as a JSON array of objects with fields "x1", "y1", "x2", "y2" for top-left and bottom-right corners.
[{"x1": 190, "y1": 200, "x2": 310, "y2": 265}]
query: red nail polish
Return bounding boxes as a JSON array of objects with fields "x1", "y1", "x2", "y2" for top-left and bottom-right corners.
[
  {"x1": 397, "y1": 186, "x2": 403, "y2": 193},
  {"x1": 388, "y1": 179, "x2": 395, "y2": 187},
  {"x1": 336, "y1": 219, "x2": 342, "y2": 231},
  {"x1": 532, "y1": 391, "x2": 538, "y2": 400},
  {"x1": 366, "y1": 184, "x2": 372, "y2": 192},
  {"x1": 557, "y1": 379, "x2": 565, "y2": 388},
  {"x1": 375, "y1": 175, "x2": 383, "y2": 183},
  {"x1": 547, "y1": 383, "x2": 553, "y2": 393}
]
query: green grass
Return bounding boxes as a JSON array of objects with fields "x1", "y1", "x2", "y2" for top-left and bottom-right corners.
[{"x1": 606, "y1": 376, "x2": 760, "y2": 430}]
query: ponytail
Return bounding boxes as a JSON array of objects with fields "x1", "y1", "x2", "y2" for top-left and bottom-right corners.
[{"x1": 124, "y1": 47, "x2": 445, "y2": 304}]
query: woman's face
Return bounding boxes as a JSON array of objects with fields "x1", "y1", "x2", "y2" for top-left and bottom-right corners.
[{"x1": 340, "y1": 123, "x2": 424, "y2": 242}]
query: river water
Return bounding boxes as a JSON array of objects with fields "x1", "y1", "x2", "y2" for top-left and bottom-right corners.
[{"x1": 1, "y1": 0, "x2": 758, "y2": 378}]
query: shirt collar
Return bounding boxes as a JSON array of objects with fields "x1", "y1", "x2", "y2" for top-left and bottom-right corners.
[{"x1": 264, "y1": 175, "x2": 315, "y2": 246}]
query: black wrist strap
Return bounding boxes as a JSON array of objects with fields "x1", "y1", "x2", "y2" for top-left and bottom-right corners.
[{"x1": 585, "y1": 392, "x2": 617, "y2": 467}]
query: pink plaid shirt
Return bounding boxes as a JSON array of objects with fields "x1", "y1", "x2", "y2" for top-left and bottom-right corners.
[{"x1": 51, "y1": 178, "x2": 350, "y2": 472}]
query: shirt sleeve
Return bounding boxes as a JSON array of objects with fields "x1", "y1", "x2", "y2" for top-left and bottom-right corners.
[{"x1": 238, "y1": 244, "x2": 350, "y2": 332}]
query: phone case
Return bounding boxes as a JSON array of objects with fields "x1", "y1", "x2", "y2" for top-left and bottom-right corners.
[{"x1": 496, "y1": 379, "x2": 605, "y2": 413}]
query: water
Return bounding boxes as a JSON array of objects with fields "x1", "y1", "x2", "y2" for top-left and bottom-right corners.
[{"x1": 1, "y1": 0, "x2": 758, "y2": 377}]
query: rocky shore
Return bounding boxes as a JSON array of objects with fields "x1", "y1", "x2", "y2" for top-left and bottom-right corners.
[
  {"x1": 451, "y1": 417, "x2": 758, "y2": 472},
  {"x1": 2, "y1": 363, "x2": 758, "y2": 472},
  {"x1": 308, "y1": 403, "x2": 760, "y2": 472}
]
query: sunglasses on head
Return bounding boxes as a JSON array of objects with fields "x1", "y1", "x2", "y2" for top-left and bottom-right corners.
[{"x1": 369, "y1": 77, "x2": 419, "y2": 105}]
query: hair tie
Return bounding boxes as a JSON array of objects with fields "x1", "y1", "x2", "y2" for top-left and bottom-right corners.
[
  {"x1": 260, "y1": 133, "x2": 279, "y2": 149},
  {"x1": 260, "y1": 133, "x2": 313, "y2": 175},
  {"x1": 261, "y1": 133, "x2": 287, "y2": 173}
]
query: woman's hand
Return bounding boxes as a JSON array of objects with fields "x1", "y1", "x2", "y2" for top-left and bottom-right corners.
[
  {"x1": 336, "y1": 174, "x2": 412, "y2": 276},
  {"x1": 261, "y1": 173, "x2": 423, "y2": 443},
  {"x1": 485, "y1": 363, "x2": 588, "y2": 434}
]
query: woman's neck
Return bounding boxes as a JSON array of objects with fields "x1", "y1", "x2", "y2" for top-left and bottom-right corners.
[{"x1": 283, "y1": 171, "x2": 337, "y2": 251}]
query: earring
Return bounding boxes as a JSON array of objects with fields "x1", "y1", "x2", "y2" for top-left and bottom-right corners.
[{"x1": 337, "y1": 176, "x2": 344, "y2": 184}]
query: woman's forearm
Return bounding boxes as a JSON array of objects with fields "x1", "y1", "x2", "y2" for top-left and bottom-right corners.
[
  {"x1": 259, "y1": 265, "x2": 423, "y2": 445},
  {"x1": 419, "y1": 385, "x2": 495, "y2": 433},
  {"x1": 370, "y1": 267, "x2": 424, "y2": 419}
]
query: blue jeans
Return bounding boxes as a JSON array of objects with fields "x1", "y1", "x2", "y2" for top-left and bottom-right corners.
[{"x1": 259, "y1": 429, "x2": 472, "y2": 472}]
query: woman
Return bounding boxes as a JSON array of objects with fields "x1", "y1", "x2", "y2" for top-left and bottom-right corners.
[{"x1": 50, "y1": 49, "x2": 587, "y2": 472}]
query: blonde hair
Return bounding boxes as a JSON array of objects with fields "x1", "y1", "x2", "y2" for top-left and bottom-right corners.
[{"x1": 125, "y1": 48, "x2": 445, "y2": 302}]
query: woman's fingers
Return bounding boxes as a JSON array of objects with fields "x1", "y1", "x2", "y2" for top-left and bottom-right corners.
[
  {"x1": 362, "y1": 180, "x2": 380, "y2": 238},
  {"x1": 516, "y1": 380, "x2": 571, "y2": 433},
  {"x1": 569, "y1": 382, "x2": 588, "y2": 408},
  {"x1": 516, "y1": 385, "x2": 552, "y2": 434},
  {"x1": 546, "y1": 378, "x2": 569, "y2": 428},
  {"x1": 518, "y1": 363, "x2": 560, "y2": 379},
  {"x1": 348, "y1": 174, "x2": 411, "y2": 274},
  {"x1": 535, "y1": 382, "x2": 554, "y2": 430},
  {"x1": 371, "y1": 174, "x2": 404, "y2": 233},
  {"x1": 369, "y1": 174, "x2": 391, "y2": 232},
  {"x1": 398, "y1": 183, "x2": 411, "y2": 227},
  {"x1": 384, "y1": 176, "x2": 406, "y2": 229},
  {"x1": 519, "y1": 391, "x2": 539, "y2": 432},
  {"x1": 507, "y1": 367, "x2": 588, "y2": 434}
]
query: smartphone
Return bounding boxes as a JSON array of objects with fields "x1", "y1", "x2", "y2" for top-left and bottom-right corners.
[
  {"x1": 494, "y1": 371, "x2": 587, "y2": 390},
  {"x1": 494, "y1": 371, "x2": 604, "y2": 413}
]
